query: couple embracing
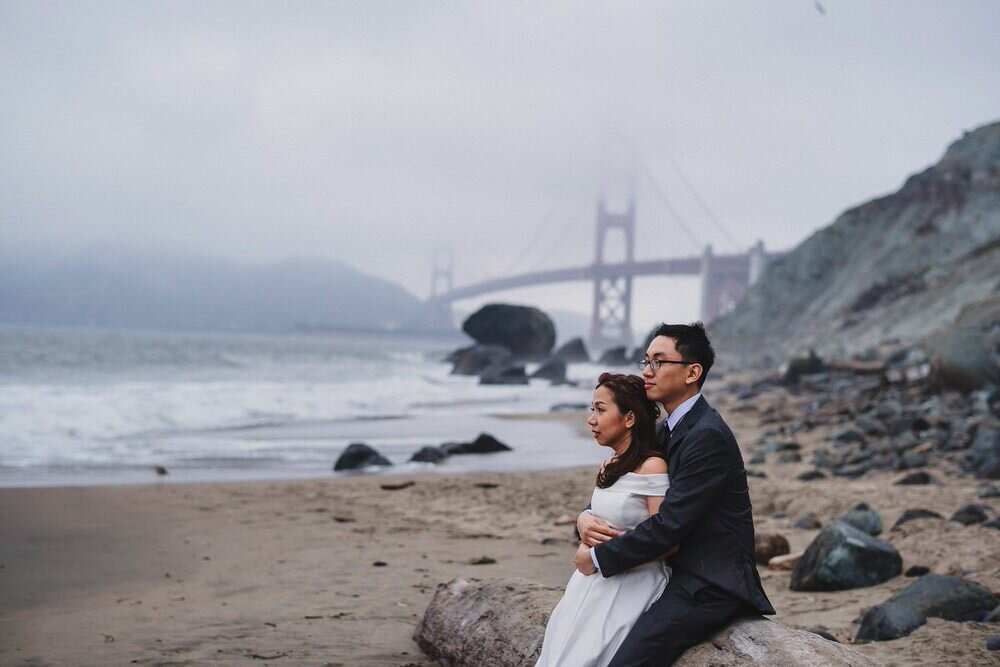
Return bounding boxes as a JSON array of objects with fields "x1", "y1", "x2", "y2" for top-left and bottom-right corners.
[{"x1": 535, "y1": 323, "x2": 774, "y2": 667}]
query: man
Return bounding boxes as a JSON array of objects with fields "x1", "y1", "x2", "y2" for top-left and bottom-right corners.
[{"x1": 574, "y1": 322, "x2": 774, "y2": 666}]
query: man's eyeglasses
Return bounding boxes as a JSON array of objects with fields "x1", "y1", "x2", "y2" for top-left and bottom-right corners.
[{"x1": 638, "y1": 358, "x2": 694, "y2": 372}]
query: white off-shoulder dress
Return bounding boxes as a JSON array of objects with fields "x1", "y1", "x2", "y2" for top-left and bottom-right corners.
[{"x1": 535, "y1": 472, "x2": 671, "y2": 667}]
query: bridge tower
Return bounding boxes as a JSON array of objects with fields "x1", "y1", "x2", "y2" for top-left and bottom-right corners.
[
  {"x1": 426, "y1": 248, "x2": 455, "y2": 331},
  {"x1": 589, "y1": 199, "x2": 635, "y2": 352}
]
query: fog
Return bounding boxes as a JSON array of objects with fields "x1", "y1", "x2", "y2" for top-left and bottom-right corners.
[{"x1": 2, "y1": 1, "x2": 998, "y2": 331}]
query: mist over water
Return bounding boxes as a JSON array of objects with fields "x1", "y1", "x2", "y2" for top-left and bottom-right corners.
[{"x1": 0, "y1": 326, "x2": 607, "y2": 487}]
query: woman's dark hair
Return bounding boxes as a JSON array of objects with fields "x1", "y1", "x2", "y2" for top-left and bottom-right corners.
[{"x1": 594, "y1": 372, "x2": 662, "y2": 489}]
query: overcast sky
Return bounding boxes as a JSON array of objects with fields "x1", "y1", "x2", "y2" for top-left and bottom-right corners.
[{"x1": 2, "y1": 1, "x2": 998, "y2": 331}]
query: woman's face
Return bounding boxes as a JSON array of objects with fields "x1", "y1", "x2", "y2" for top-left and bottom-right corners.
[{"x1": 587, "y1": 385, "x2": 632, "y2": 450}]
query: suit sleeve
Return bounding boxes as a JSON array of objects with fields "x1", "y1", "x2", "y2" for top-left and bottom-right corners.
[{"x1": 593, "y1": 427, "x2": 733, "y2": 577}]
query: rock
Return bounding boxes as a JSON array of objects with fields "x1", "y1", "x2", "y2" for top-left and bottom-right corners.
[
  {"x1": 925, "y1": 298, "x2": 1000, "y2": 392},
  {"x1": 414, "y1": 577, "x2": 881, "y2": 667},
  {"x1": 410, "y1": 446, "x2": 448, "y2": 464},
  {"x1": 748, "y1": 451, "x2": 766, "y2": 465},
  {"x1": 979, "y1": 482, "x2": 1000, "y2": 498},
  {"x1": 792, "y1": 512, "x2": 822, "y2": 530},
  {"x1": 796, "y1": 470, "x2": 826, "y2": 481},
  {"x1": 857, "y1": 573, "x2": 999, "y2": 641},
  {"x1": 988, "y1": 635, "x2": 1000, "y2": 651},
  {"x1": 776, "y1": 451, "x2": 802, "y2": 464},
  {"x1": 950, "y1": 504, "x2": 990, "y2": 525},
  {"x1": 529, "y1": 358, "x2": 567, "y2": 383},
  {"x1": 414, "y1": 578, "x2": 558, "y2": 666},
  {"x1": 831, "y1": 428, "x2": 865, "y2": 445},
  {"x1": 333, "y1": 443, "x2": 392, "y2": 471},
  {"x1": 597, "y1": 346, "x2": 629, "y2": 366},
  {"x1": 891, "y1": 508, "x2": 944, "y2": 530},
  {"x1": 841, "y1": 502, "x2": 883, "y2": 536},
  {"x1": 479, "y1": 364, "x2": 529, "y2": 385},
  {"x1": 746, "y1": 469, "x2": 768, "y2": 479},
  {"x1": 905, "y1": 565, "x2": 931, "y2": 577},
  {"x1": 856, "y1": 602, "x2": 927, "y2": 642},
  {"x1": 781, "y1": 350, "x2": 827, "y2": 384},
  {"x1": 755, "y1": 533, "x2": 790, "y2": 564},
  {"x1": 549, "y1": 402, "x2": 589, "y2": 412},
  {"x1": 968, "y1": 431, "x2": 1000, "y2": 479},
  {"x1": 790, "y1": 521, "x2": 902, "y2": 591},
  {"x1": 894, "y1": 471, "x2": 938, "y2": 485},
  {"x1": 441, "y1": 433, "x2": 512, "y2": 456},
  {"x1": 449, "y1": 344, "x2": 512, "y2": 375},
  {"x1": 462, "y1": 304, "x2": 556, "y2": 359},
  {"x1": 552, "y1": 337, "x2": 590, "y2": 363},
  {"x1": 806, "y1": 627, "x2": 839, "y2": 643},
  {"x1": 984, "y1": 518, "x2": 1000, "y2": 530},
  {"x1": 768, "y1": 552, "x2": 804, "y2": 571}
]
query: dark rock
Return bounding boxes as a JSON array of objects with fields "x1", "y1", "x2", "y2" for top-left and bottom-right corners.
[
  {"x1": 796, "y1": 470, "x2": 826, "y2": 481},
  {"x1": 984, "y1": 518, "x2": 1000, "y2": 530},
  {"x1": 552, "y1": 337, "x2": 590, "y2": 363},
  {"x1": 968, "y1": 431, "x2": 1000, "y2": 479},
  {"x1": 529, "y1": 358, "x2": 567, "y2": 383},
  {"x1": 950, "y1": 504, "x2": 990, "y2": 525},
  {"x1": 790, "y1": 521, "x2": 902, "y2": 591},
  {"x1": 806, "y1": 627, "x2": 839, "y2": 643},
  {"x1": 449, "y1": 344, "x2": 511, "y2": 375},
  {"x1": 833, "y1": 462, "x2": 871, "y2": 479},
  {"x1": 776, "y1": 451, "x2": 802, "y2": 464},
  {"x1": 925, "y1": 304, "x2": 1000, "y2": 392},
  {"x1": 831, "y1": 428, "x2": 865, "y2": 445},
  {"x1": 766, "y1": 441, "x2": 802, "y2": 452},
  {"x1": 597, "y1": 346, "x2": 629, "y2": 366},
  {"x1": 905, "y1": 565, "x2": 931, "y2": 577},
  {"x1": 860, "y1": 571, "x2": 999, "y2": 644},
  {"x1": 479, "y1": 364, "x2": 529, "y2": 385},
  {"x1": 988, "y1": 635, "x2": 1000, "y2": 651},
  {"x1": 410, "y1": 446, "x2": 448, "y2": 464},
  {"x1": 334, "y1": 443, "x2": 392, "y2": 471},
  {"x1": 462, "y1": 304, "x2": 556, "y2": 359},
  {"x1": 441, "y1": 433, "x2": 512, "y2": 456},
  {"x1": 892, "y1": 508, "x2": 944, "y2": 530},
  {"x1": 894, "y1": 471, "x2": 938, "y2": 485},
  {"x1": 792, "y1": 512, "x2": 822, "y2": 530},
  {"x1": 754, "y1": 532, "x2": 790, "y2": 564},
  {"x1": 979, "y1": 482, "x2": 1000, "y2": 498},
  {"x1": 782, "y1": 350, "x2": 826, "y2": 384},
  {"x1": 748, "y1": 451, "x2": 766, "y2": 465},
  {"x1": 746, "y1": 469, "x2": 767, "y2": 479},
  {"x1": 854, "y1": 416, "x2": 885, "y2": 437},
  {"x1": 856, "y1": 602, "x2": 927, "y2": 642},
  {"x1": 899, "y1": 451, "x2": 928, "y2": 470},
  {"x1": 841, "y1": 502, "x2": 883, "y2": 536}
]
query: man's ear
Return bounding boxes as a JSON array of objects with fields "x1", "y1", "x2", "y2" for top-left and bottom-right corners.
[{"x1": 686, "y1": 363, "x2": 703, "y2": 386}]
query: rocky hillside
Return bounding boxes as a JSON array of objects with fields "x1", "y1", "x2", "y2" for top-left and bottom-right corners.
[{"x1": 714, "y1": 120, "x2": 1000, "y2": 363}]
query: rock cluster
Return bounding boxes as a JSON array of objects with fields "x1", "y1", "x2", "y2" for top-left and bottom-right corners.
[{"x1": 332, "y1": 433, "x2": 512, "y2": 471}]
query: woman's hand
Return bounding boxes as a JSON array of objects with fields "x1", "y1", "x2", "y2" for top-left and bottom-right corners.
[
  {"x1": 573, "y1": 543, "x2": 597, "y2": 575},
  {"x1": 577, "y1": 511, "x2": 623, "y2": 547}
]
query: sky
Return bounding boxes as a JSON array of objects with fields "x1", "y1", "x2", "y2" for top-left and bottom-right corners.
[{"x1": 2, "y1": 1, "x2": 999, "y2": 335}]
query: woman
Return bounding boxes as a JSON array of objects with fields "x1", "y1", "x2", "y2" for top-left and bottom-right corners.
[{"x1": 535, "y1": 372, "x2": 670, "y2": 667}]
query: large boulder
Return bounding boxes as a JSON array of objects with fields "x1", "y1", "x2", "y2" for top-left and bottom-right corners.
[
  {"x1": 479, "y1": 363, "x2": 529, "y2": 385},
  {"x1": 414, "y1": 578, "x2": 882, "y2": 667},
  {"x1": 440, "y1": 433, "x2": 512, "y2": 456},
  {"x1": 552, "y1": 337, "x2": 590, "y2": 363},
  {"x1": 790, "y1": 521, "x2": 902, "y2": 591},
  {"x1": 530, "y1": 358, "x2": 568, "y2": 383},
  {"x1": 449, "y1": 344, "x2": 512, "y2": 375},
  {"x1": 333, "y1": 443, "x2": 392, "y2": 471},
  {"x1": 841, "y1": 502, "x2": 883, "y2": 536},
  {"x1": 857, "y1": 574, "x2": 998, "y2": 641},
  {"x1": 924, "y1": 296, "x2": 1000, "y2": 392},
  {"x1": 462, "y1": 304, "x2": 556, "y2": 359},
  {"x1": 597, "y1": 346, "x2": 630, "y2": 366}
]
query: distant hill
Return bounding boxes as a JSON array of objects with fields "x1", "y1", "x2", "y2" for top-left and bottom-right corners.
[
  {"x1": 713, "y1": 120, "x2": 1000, "y2": 362},
  {"x1": 0, "y1": 253, "x2": 426, "y2": 334}
]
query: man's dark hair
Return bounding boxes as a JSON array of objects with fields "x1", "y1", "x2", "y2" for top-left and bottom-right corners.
[{"x1": 653, "y1": 321, "x2": 714, "y2": 388}]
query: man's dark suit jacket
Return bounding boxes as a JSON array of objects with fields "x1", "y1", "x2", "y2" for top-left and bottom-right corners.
[{"x1": 594, "y1": 395, "x2": 775, "y2": 615}]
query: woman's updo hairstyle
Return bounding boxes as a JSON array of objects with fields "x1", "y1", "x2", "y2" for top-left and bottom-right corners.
[{"x1": 594, "y1": 372, "x2": 661, "y2": 489}]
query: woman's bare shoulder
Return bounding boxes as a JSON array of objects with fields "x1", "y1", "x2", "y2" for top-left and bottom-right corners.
[{"x1": 634, "y1": 455, "x2": 667, "y2": 475}]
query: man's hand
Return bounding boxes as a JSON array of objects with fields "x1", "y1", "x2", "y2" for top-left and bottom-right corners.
[
  {"x1": 573, "y1": 543, "x2": 597, "y2": 575},
  {"x1": 577, "y1": 511, "x2": 623, "y2": 547}
]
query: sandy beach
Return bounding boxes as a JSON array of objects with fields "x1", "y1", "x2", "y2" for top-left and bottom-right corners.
[{"x1": 3, "y1": 401, "x2": 999, "y2": 667}]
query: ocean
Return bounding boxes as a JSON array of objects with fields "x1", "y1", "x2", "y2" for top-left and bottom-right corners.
[{"x1": 0, "y1": 325, "x2": 608, "y2": 487}]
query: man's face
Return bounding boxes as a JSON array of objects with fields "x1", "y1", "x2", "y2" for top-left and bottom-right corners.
[{"x1": 641, "y1": 336, "x2": 699, "y2": 409}]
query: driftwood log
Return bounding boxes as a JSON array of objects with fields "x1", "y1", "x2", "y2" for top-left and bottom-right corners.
[{"x1": 414, "y1": 577, "x2": 882, "y2": 667}]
